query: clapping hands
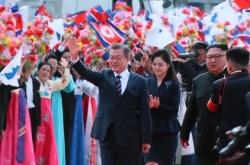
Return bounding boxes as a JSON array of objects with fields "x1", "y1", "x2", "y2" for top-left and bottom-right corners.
[{"x1": 149, "y1": 95, "x2": 160, "y2": 109}]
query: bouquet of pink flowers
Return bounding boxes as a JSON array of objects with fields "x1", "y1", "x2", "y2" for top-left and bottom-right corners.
[
  {"x1": 78, "y1": 25, "x2": 105, "y2": 66},
  {"x1": 176, "y1": 17, "x2": 204, "y2": 52},
  {"x1": 22, "y1": 16, "x2": 54, "y2": 57},
  {"x1": 0, "y1": 8, "x2": 23, "y2": 66}
]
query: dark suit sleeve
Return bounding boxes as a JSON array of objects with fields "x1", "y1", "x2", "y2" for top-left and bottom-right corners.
[
  {"x1": 211, "y1": 80, "x2": 220, "y2": 104},
  {"x1": 158, "y1": 81, "x2": 181, "y2": 116},
  {"x1": 181, "y1": 60, "x2": 206, "y2": 80},
  {"x1": 0, "y1": 85, "x2": 8, "y2": 130},
  {"x1": 207, "y1": 80, "x2": 222, "y2": 113},
  {"x1": 71, "y1": 59, "x2": 102, "y2": 86},
  {"x1": 180, "y1": 81, "x2": 198, "y2": 141},
  {"x1": 245, "y1": 92, "x2": 250, "y2": 133},
  {"x1": 139, "y1": 79, "x2": 151, "y2": 144}
]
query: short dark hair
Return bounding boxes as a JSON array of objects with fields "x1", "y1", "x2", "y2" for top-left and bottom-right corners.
[
  {"x1": 132, "y1": 53, "x2": 142, "y2": 62},
  {"x1": 151, "y1": 49, "x2": 177, "y2": 80},
  {"x1": 206, "y1": 43, "x2": 228, "y2": 52},
  {"x1": 45, "y1": 54, "x2": 58, "y2": 62},
  {"x1": 226, "y1": 47, "x2": 249, "y2": 69},
  {"x1": 37, "y1": 62, "x2": 52, "y2": 72},
  {"x1": 192, "y1": 42, "x2": 208, "y2": 50},
  {"x1": 110, "y1": 43, "x2": 131, "y2": 58}
]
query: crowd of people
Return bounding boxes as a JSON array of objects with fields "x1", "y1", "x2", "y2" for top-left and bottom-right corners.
[{"x1": 1, "y1": 35, "x2": 250, "y2": 165}]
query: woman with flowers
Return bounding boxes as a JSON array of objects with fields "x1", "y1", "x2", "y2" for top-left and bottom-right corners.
[{"x1": 35, "y1": 58, "x2": 70, "y2": 165}]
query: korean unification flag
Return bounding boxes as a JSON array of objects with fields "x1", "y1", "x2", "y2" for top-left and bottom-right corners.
[{"x1": 0, "y1": 48, "x2": 22, "y2": 87}]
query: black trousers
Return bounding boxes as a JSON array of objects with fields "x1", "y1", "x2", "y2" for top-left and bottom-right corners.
[
  {"x1": 100, "y1": 123, "x2": 141, "y2": 165},
  {"x1": 28, "y1": 108, "x2": 37, "y2": 148},
  {"x1": 196, "y1": 155, "x2": 217, "y2": 165}
]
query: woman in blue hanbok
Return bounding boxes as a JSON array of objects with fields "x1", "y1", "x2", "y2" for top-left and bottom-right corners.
[
  {"x1": 69, "y1": 68, "x2": 98, "y2": 165},
  {"x1": 44, "y1": 55, "x2": 76, "y2": 165}
]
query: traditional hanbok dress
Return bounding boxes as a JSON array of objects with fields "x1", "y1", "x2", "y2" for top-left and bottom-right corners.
[
  {"x1": 83, "y1": 96, "x2": 98, "y2": 165},
  {"x1": 52, "y1": 75, "x2": 76, "y2": 165},
  {"x1": 0, "y1": 88, "x2": 36, "y2": 165},
  {"x1": 69, "y1": 79, "x2": 98, "y2": 165},
  {"x1": 35, "y1": 68, "x2": 70, "y2": 165}
]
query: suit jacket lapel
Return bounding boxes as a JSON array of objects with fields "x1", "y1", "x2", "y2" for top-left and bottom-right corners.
[
  {"x1": 108, "y1": 70, "x2": 117, "y2": 99},
  {"x1": 31, "y1": 77, "x2": 38, "y2": 100},
  {"x1": 150, "y1": 76, "x2": 158, "y2": 97},
  {"x1": 118, "y1": 72, "x2": 136, "y2": 102},
  {"x1": 207, "y1": 72, "x2": 215, "y2": 84}
]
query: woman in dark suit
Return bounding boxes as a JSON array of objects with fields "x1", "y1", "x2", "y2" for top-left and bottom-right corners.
[{"x1": 144, "y1": 49, "x2": 181, "y2": 165}]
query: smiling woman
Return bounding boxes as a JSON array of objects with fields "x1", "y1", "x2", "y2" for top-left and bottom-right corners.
[{"x1": 144, "y1": 49, "x2": 180, "y2": 165}]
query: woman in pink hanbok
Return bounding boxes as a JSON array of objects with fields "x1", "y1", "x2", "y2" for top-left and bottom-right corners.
[
  {"x1": 0, "y1": 56, "x2": 36, "y2": 165},
  {"x1": 0, "y1": 86, "x2": 36, "y2": 165},
  {"x1": 35, "y1": 59, "x2": 70, "y2": 165}
]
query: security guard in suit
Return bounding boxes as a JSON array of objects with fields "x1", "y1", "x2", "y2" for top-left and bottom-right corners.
[{"x1": 208, "y1": 47, "x2": 250, "y2": 165}]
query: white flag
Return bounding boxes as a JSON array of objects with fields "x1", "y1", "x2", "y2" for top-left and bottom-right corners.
[
  {"x1": 145, "y1": 22, "x2": 175, "y2": 49},
  {"x1": 0, "y1": 48, "x2": 22, "y2": 87}
]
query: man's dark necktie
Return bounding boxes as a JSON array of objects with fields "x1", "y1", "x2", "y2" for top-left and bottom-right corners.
[{"x1": 116, "y1": 75, "x2": 122, "y2": 99}]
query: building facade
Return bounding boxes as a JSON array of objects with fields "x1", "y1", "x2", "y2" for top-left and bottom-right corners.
[
  {"x1": 187, "y1": 0, "x2": 224, "y2": 11},
  {"x1": 3, "y1": 0, "x2": 225, "y2": 20},
  {"x1": 5, "y1": 0, "x2": 112, "y2": 20}
]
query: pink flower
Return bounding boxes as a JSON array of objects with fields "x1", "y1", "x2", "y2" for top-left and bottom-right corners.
[
  {"x1": 11, "y1": 37, "x2": 18, "y2": 45},
  {"x1": 93, "y1": 49, "x2": 104, "y2": 57},
  {"x1": 85, "y1": 47, "x2": 94, "y2": 54},
  {"x1": 81, "y1": 44, "x2": 88, "y2": 52},
  {"x1": 84, "y1": 54, "x2": 92, "y2": 65},
  {"x1": 160, "y1": 15, "x2": 168, "y2": 20}
]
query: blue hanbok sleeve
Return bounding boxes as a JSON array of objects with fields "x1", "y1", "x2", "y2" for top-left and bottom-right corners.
[{"x1": 62, "y1": 75, "x2": 76, "y2": 93}]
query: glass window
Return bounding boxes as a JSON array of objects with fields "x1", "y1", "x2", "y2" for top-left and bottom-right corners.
[
  {"x1": 21, "y1": 0, "x2": 39, "y2": 2},
  {"x1": 188, "y1": 2, "x2": 204, "y2": 10},
  {"x1": 19, "y1": 0, "x2": 62, "y2": 21}
]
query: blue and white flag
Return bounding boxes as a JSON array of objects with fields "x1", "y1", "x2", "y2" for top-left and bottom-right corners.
[{"x1": 0, "y1": 48, "x2": 22, "y2": 87}]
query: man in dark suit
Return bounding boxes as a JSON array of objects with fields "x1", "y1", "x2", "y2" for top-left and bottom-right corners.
[
  {"x1": 68, "y1": 37, "x2": 151, "y2": 165},
  {"x1": 21, "y1": 61, "x2": 41, "y2": 145},
  {"x1": 180, "y1": 44, "x2": 228, "y2": 165},
  {"x1": 208, "y1": 47, "x2": 250, "y2": 165}
]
